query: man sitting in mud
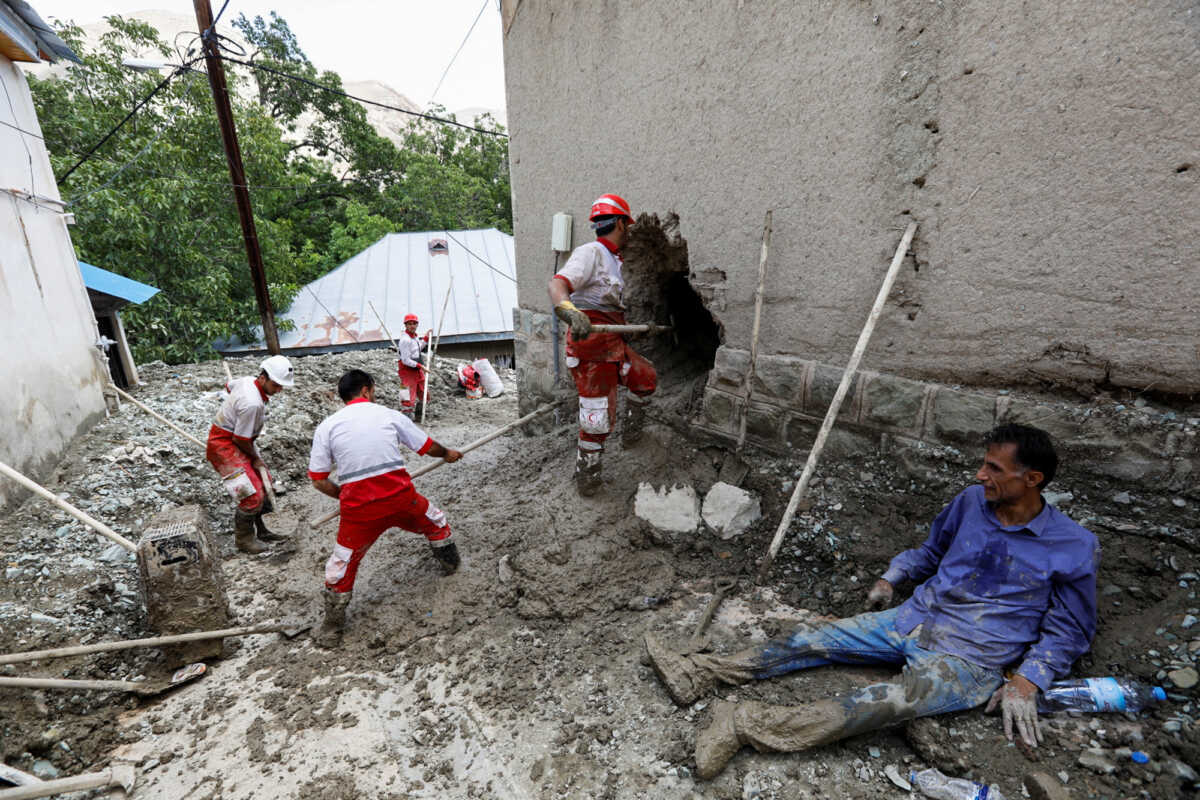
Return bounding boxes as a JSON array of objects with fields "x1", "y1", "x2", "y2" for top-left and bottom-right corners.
[{"x1": 645, "y1": 423, "x2": 1099, "y2": 779}]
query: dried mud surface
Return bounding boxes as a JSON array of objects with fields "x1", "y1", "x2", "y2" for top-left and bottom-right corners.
[{"x1": 1, "y1": 349, "x2": 1198, "y2": 799}]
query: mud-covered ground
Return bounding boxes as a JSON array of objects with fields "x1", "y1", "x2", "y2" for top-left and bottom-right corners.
[{"x1": 2, "y1": 348, "x2": 1198, "y2": 799}]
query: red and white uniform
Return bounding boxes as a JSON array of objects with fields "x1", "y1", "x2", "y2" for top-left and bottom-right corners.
[
  {"x1": 397, "y1": 331, "x2": 428, "y2": 412},
  {"x1": 206, "y1": 376, "x2": 271, "y2": 512},
  {"x1": 308, "y1": 399, "x2": 452, "y2": 593},
  {"x1": 554, "y1": 239, "x2": 657, "y2": 451}
]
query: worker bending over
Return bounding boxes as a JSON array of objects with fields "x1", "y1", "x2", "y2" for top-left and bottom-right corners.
[
  {"x1": 645, "y1": 424, "x2": 1099, "y2": 778},
  {"x1": 205, "y1": 355, "x2": 294, "y2": 554},
  {"x1": 397, "y1": 313, "x2": 431, "y2": 418},
  {"x1": 547, "y1": 193, "x2": 657, "y2": 496},
  {"x1": 308, "y1": 369, "x2": 463, "y2": 648}
]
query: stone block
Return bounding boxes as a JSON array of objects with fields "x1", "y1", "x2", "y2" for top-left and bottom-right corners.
[
  {"x1": 806, "y1": 364, "x2": 858, "y2": 421},
  {"x1": 929, "y1": 388, "x2": 995, "y2": 443},
  {"x1": 999, "y1": 398, "x2": 1085, "y2": 444},
  {"x1": 785, "y1": 414, "x2": 819, "y2": 449},
  {"x1": 710, "y1": 347, "x2": 750, "y2": 389},
  {"x1": 746, "y1": 402, "x2": 785, "y2": 442},
  {"x1": 634, "y1": 483, "x2": 699, "y2": 533},
  {"x1": 702, "y1": 389, "x2": 739, "y2": 431},
  {"x1": 530, "y1": 310, "x2": 553, "y2": 341},
  {"x1": 861, "y1": 372, "x2": 925, "y2": 431},
  {"x1": 1023, "y1": 772, "x2": 1072, "y2": 800},
  {"x1": 702, "y1": 482, "x2": 761, "y2": 539},
  {"x1": 753, "y1": 355, "x2": 809, "y2": 407},
  {"x1": 136, "y1": 505, "x2": 229, "y2": 667}
]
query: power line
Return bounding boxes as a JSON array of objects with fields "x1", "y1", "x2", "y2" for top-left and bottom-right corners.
[
  {"x1": 443, "y1": 230, "x2": 516, "y2": 283},
  {"x1": 430, "y1": 0, "x2": 490, "y2": 104},
  {"x1": 218, "y1": 54, "x2": 507, "y2": 138},
  {"x1": 0, "y1": 118, "x2": 45, "y2": 140}
]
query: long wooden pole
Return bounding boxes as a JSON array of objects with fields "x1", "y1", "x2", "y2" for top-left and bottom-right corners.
[
  {"x1": 0, "y1": 462, "x2": 136, "y2": 552},
  {"x1": 0, "y1": 622, "x2": 287, "y2": 665},
  {"x1": 110, "y1": 385, "x2": 205, "y2": 450},
  {"x1": 193, "y1": 0, "x2": 278, "y2": 353},
  {"x1": 758, "y1": 222, "x2": 918, "y2": 581},
  {"x1": 421, "y1": 273, "x2": 455, "y2": 425},
  {"x1": 590, "y1": 324, "x2": 674, "y2": 335},
  {"x1": 737, "y1": 211, "x2": 773, "y2": 450},
  {"x1": 311, "y1": 400, "x2": 563, "y2": 526},
  {"x1": 0, "y1": 676, "x2": 169, "y2": 694},
  {"x1": 0, "y1": 766, "x2": 135, "y2": 800}
]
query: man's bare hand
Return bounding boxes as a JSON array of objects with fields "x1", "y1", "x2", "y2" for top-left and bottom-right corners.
[
  {"x1": 443, "y1": 449, "x2": 463, "y2": 463},
  {"x1": 985, "y1": 675, "x2": 1042, "y2": 748},
  {"x1": 864, "y1": 579, "x2": 894, "y2": 611}
]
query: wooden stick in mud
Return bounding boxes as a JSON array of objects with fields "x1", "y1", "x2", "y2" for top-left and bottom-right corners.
[
  {"x1": 737, "y1": 210, "x2": 773, "y2": 451},
  {"x1": 109, "y1": 385, "x2": 206, "y2": 450},
  {"x1": 422, "y1": 274, "x2": 455, "y2": 425},
  {"x1": 368, "y1": 300, "x2": 401, "y2": 351},
  {"x1": 0, "y1": 765, "x2": 135, "y2": 799},
  {"x1": 758, "y1": 222, "x2": 918, "y2": 581},
  {"x1": 589, "y1": 323, "x2": 674, "y2": 335},
  {"x1": 0, "y1": 623, "x2": 289, "y2": 665},
  {"x1": 0, "y1": 461, "x2": 137, "y2": 552},
  {"x1": 221, "y1": 360, "x2": 234, "y2": 383},
  {"x1": 310, "y1": 400, "x2": 564, "y2": 527}
]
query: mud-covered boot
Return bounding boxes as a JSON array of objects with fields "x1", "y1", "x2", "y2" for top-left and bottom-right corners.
[
  {"x1": 315, "y1": 589, "x2": 351, "y2": 648},
  {"x1": 695, "y1": 700, "x2": 745, "y2": 779},
  {"x1": 253, "y1": 512, "x2": 289, "y2": 542},
  {"x1": 574, "y1": 447, "x2": 603, "y2": 497},
  {"x1": 431, "y1": 542, "x2": 460, "y2": 575},
  {"x1": 644, "y1": 634, "x2": 717, "y2": 706},
  {"x1": 623, "y1": 396, "x2": 649, "y2": 446},
  {"x1": 234, "y1": 510, "x2": 269, "y2": 554}
]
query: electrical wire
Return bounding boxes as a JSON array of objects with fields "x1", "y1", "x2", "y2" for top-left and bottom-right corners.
[
  {"x1": 0, "y1": 118, "x2": 46, "y2": 140},
  {"x1": 443, "y1": 229, "x2": 516, "y2": 283},
  {"x1": 1, "y1": 75, "x2": 36, "y2": 199},
  {"x1": 218, "y1": 54, "x2": 507, "y2": 138},
  {"x1": 429, "y1": 0, "x2": 490, "y2": 103}
]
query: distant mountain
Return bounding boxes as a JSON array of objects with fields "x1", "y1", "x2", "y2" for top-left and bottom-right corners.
[{"x1": 25, "y1": 9, "x2": 501, "y2": 143}]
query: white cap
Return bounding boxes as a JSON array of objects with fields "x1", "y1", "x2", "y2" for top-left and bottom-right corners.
[{"x1": 259, "y1": 355, "x2": 295, "y2": 387}]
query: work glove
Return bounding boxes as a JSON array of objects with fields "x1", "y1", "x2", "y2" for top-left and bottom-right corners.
[
  {"x1": 864, "y1": 578, "x2": 894, "y2": 611},
  {"x1": 985, "y1": 675, "x2": 1042, "y2": 749},
  {"x1": 554, "y1": 300, "x2": 592, "y2": 340}
]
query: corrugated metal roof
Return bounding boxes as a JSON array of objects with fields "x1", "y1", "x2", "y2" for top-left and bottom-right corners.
[
  {"x1": 78, "y1": 261, "x2": 160, "y2": 305},
  {"x1": 217, "y1": 228, "x2": 517, "y2": 355},
  {"x1": 1, "y1": 0, "x2": 81, "y2": 63}
]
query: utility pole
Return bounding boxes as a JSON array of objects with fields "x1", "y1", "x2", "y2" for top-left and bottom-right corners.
[{"x1": 192, "y1": 0, "x2": 280, "y2": 354}]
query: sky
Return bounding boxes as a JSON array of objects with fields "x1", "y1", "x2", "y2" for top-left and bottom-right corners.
[{"x1": 32, "y1": 0, "x2": 508, "y2": 114}]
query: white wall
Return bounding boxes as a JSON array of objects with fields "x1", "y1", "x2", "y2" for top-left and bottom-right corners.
[{"x1": 0, "y1": 56, "x2": 106, "y2": 506}]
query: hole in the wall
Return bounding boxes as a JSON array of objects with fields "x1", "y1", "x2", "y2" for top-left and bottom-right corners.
[
  {"x1": 621, "y1": 213, "x2": 721, "y2": 410},
  {"x1": 924, "y1": 120, "x2": 939, "y2": 133},
  {"x1": 963, "y1": 67, "x2": 974, "y2": 75},
  {"x1": 912, "y1": 176, "x2": 926, "y2": 188},
  {"x1": 1177, "y1": 164, "x2": 1192, "y2": 173}
]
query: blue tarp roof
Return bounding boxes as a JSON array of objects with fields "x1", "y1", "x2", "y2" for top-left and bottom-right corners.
[{"x1": 79, "y1": 261, "x2": 159, "y2": 305}]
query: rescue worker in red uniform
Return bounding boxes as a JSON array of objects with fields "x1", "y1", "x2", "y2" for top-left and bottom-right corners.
[
  {"x1": 397, "y1": 313, "x2": 431, "y2": 417},
  {"x1": 205, "y1": 355, "x2": 294, "y2": 553},
  {"x1": 547, "y1": 194, "x2": 657, "y2": 495},
  {"x1": 308, "y1": 368, "x2": 463, "y2": 648}
]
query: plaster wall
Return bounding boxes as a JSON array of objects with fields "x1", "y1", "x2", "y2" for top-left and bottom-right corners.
[
  {"x1": 0, "y1": 57, "x2": 107, "y2": 505},
  {"x1": 502, "y1": 0, "x2": 1200, "y2": 395}
]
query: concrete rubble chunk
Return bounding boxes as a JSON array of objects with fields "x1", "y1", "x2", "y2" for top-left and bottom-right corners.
[
  {"x1": 1077, "y1": 750, "x2": 1116, "y2": 775},
  {"x1": 702, "y1": 482, "x2": 762, "y2": 539},
  {"x1": 1024, "y1": 771, "x2": 1072, "y2": 800},
  {"x1": 634, "y1": 483, "x2": 700, "y2": 533},
  {"x1": 1168, "y1": 666, "x2": 1198, "y2": 689}
]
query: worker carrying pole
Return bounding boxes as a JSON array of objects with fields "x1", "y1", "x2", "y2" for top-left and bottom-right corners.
[
  {"x1": 546, "y1": 193, "x2": 657, "y2": 496},
  {"x1": 396, "y1": 313, "x2": 431, "y2": 418},
  {"x1": 205, "y1": 355, "x2": 295, "y2": 553}
]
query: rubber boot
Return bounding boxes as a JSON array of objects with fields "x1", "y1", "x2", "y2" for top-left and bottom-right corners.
[
  {"x1": 623, "y1": 396, "x2": 649, "y2": 446},
  {"x1": 234, "y1": 510, "x2": 268, "y2": 554},
  {"x1": 254, "y1": 512, "x2": 288, "y2": 542},
  {"x1": 431, "y1": 542, "x2": 460, "y2": 575},
  {"x1": 315, "y1": 588, "x2": 351, "y2": 649},
  {"x1": 574, "y1": 447, "x2": 603, "y2": 497}
]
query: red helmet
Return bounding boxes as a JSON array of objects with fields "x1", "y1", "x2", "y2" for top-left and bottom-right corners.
[
  {"x1": 403, "y1": 314, "x2": 418, "y2": 323},
  {"x1": 589, "y1": 194, "x2": 633, "y2": 223}
]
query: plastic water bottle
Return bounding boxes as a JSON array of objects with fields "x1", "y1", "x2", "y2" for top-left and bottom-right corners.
[
  {"x1": 1037, "y1": 677, "x2": 1166, "y2": 714},
  {"x1": 910, "y1": 768, "x2": 1006, "y2": 800}
]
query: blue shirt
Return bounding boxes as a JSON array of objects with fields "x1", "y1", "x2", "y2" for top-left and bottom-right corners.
[{"x1": 882, "y1": 485, "x2": 1100, "y2": 691}]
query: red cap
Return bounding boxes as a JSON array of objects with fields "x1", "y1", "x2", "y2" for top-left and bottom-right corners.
[{"x1": 404, "y1": 314, "x2": 418, "y2": 323}]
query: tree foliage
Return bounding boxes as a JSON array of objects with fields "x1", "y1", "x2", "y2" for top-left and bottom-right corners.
[{"x1": 30, "y1": 14, "x2": 510, "y2": 364}]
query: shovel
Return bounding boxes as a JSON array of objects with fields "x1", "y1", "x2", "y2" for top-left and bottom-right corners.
[{"x1": 0, "y1": 662, "x2": 206, "y2": 697}]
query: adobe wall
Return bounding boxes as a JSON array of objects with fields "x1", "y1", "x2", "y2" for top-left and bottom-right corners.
[
  {"x1": 0, "y1": 59, "x2": 107, "y2": 506},
  {"x1": 502, "y1": 0, "x2": 1199, "y2": 398}
]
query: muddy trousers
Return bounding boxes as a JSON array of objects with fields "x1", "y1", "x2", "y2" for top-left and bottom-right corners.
[
  {"x1": 569, "y1": 353, "x2": 656, "y2": 451},
  {"x1": 205, "y1": 427, "x2": 268, "y2": 513},
  {"x1": 325, "y1": 486, "x2": 452, "y2": 593},
  {"x1": 397, "y1": 364, "x2": 426, "y2": 413},
  {"x1": 695, "y1": 609, "x2": 1002, "y2": 772}
]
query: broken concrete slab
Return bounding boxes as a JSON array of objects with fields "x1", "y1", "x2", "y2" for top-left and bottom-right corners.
[
  {"x1": 1024, "y1": 771, "x2": 1072, "y2": 800},
  {"x1": 701, "y1": 482, "x2": 761, "y2": 540},
  {"x1": 634, "y1": 483, "x2": 699, "y2": 533},
  {"x1": 136, "y1": 505, "x2": 230, "y2": 667}
]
